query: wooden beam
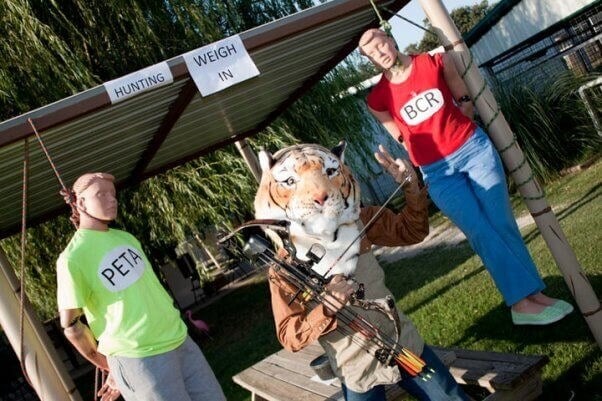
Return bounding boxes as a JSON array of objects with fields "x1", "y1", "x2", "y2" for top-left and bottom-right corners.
[{"x1": 129, "y1": 79, "x2": 198, "y2": 182}]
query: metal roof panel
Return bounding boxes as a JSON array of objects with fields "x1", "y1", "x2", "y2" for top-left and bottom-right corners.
[{"x1": 0, "y1": 0, "x2": 408, "y2": 238}]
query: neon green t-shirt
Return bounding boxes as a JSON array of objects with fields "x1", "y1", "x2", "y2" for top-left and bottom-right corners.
[{"x1": 56, "y1": 228, "x2": 187, "y2": 357}]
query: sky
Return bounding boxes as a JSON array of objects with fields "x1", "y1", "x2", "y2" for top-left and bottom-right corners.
[{"x1": 388, "y1": 0, "x2": 484, "y2": 50}]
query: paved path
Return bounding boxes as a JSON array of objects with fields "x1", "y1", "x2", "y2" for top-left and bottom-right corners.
[
  {"x1": 374, "y1": 212, "x2": 536, "y2": 263},
  {"x1": 194, "y1": 209, "x2": 548, "y2": 311}
]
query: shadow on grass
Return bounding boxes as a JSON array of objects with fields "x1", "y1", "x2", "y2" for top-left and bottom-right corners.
[
  {"x1": 455, "y1": 274, "x2": 602, "y2": 348},
  {"x1": 522, "y1": 182, "x2": 601, "y2": 245},
  {"x1": 190, "y1": 275, "x2": 280, "y2": 401},
  {"x1": 382, "y1": 243, "x2": 478, "y2": 314},
  {"x1": 543, "y1": 348, "x2": 602, "y2": 401}
]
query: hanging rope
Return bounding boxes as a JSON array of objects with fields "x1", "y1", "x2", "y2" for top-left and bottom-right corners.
[
  {"x1": 368, "y1": 0, "x2": 391, "y2": 34},
  {"x1": 26, "y1": 118, "x2": 79, "y2": 216},
  {"x1": 25, "y1": 118, "x2": 106, "y2": 399},
  {"x1": 454, "y1": 51, "x2": 545, "y2": 201},
  {"x1": 368, "y1": 0, "x2": 437, "y2": 38},
  {"x1": 19, "y1": 138, "x2": 34, "y2": 388},
  {"x1": 94, "y1": 369, "x2": 107, "y2": 401},
  {"x1": 381, "y1": 6, "x2": 437, "y2": 37}
]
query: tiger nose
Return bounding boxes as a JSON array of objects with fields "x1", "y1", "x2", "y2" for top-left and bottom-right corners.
[{"x1": 314, "y1": 192, "x2": 329, "y2": 206}]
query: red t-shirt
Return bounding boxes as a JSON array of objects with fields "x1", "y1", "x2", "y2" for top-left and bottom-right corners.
[{"x1": 367, "y1": 53, "x2": 475, "y2": 166}]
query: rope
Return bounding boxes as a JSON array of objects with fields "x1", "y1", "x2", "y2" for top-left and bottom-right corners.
[
  {"x1": 27, "y1": 119, "x2": 70, "y2": 194},
  {"x1": 362, "y1": 2, "x2": 547, "y2": 205},
  {"x1": 455, "y1": 52, "x2": 545, "y2": 201},
  {"x1": 25, "y1": 118, "x2": 105, "y2": 398},
  {"x1": 94, "y1": 369, "x2": 100, "y2": 400},
  {"x1": 94, "y1": 368, "x2": 106, "y2": 400},
  {"x1": 26, "y1": 119, "x2": 78, "y2": 219},
  {"x1": 368, "y1": 0, "x2": 392, "y2": 35},
  {"x1": 19, "y1": 138, "x2": 34, "y2": 388},
  {"x1": 497, "y1": 134, "x2": 516, "y2": 154},
  {"x1": 381, "y1": 6, "x2": 437, "y2": 37}
]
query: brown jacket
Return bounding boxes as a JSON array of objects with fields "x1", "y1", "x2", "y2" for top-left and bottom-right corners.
[{"x1": 268, "y1": 187, "x2": 429, "y2": 391}]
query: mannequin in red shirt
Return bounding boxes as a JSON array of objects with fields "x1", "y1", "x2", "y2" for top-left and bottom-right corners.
[{"x1": 359, "y1": 28, "x2": 572, "y2": 326}]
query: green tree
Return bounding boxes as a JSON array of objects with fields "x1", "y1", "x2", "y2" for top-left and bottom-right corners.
[
  {"x1": 403, "y1": 0, "x2": 491, "y2": 54},
  {"x1": 0, "y1": 0, "x2": 371, "y2": 319}
]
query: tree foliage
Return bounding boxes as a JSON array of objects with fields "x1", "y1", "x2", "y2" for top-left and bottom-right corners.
[
  {"x1": 1, "y1": 0, "x2": 314, "y2": 119},
  {"x1": 493, "y1": 71, "x2": 602, "y2": 182},
  {"x1": 0, "y1": 0, "x2": 375, "y2": 319},
  {"x1": 403, "y1": 0, "x2": 491, "y2": 54}
]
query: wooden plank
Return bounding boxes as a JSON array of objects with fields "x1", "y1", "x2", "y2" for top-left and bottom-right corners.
[
  {"x1": 234, "y1": 345, "x2": 546, "y2": 401},
  {"x1": 448, "y1": 358, "x2": 545, "y2": 390},
  {"x1": 252, "y1": 359, "x2": 342, "y2": 399},
  {"x1": 267, "y1": 354, "x2": 318, "y2": 377},
  {"x1": 437, "y1": 346, "x2": 548, "y2": 371},
  {"x1": 266, "y1": 344, "x2": 456, "y2": 379},
  {"x1": 483, "y1": 371, "x2": 543, "y2": 401},
  {"x1": 233, "y1": 368, "x2": 337, "y2": 401},
  {"x1": 432, "y1": 346, "x2": 548, "y2": 390},
  {"x1": 268, "y1": 348, "x2": 321, "y2": 367}
]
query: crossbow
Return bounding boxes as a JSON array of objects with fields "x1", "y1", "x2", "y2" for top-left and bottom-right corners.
[{"x1": 218, "y1": 219, "x2": 433, "y2": 379}]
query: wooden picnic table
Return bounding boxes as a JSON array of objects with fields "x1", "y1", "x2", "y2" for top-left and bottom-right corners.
[
  {"x1": 232, "y1": 342, "x2": 455, "y2": 401},
  {"x1": 232, "y1": 342, "x2": 548, "y2": 401}
]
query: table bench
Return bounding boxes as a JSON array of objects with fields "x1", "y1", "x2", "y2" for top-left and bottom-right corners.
[{"x1": 232, "y1": 342, "x2": 548, "y2": 401}]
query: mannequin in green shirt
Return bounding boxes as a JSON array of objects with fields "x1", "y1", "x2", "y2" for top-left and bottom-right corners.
[{"x1": 57, "y1": 172, "x2": 225, "y2": 401}]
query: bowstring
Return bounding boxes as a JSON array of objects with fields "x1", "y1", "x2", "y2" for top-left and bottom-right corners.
[
  {"x1": 322, "y1": 175, "x2": 411, "y2": 278},
  {"x1": 227, "y1": 238, "x2": 428, "y2": 375}
]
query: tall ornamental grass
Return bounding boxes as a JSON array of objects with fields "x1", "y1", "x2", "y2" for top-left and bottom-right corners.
[{"x1": 493, "y1": 71, "x2": 601, "y2": 182}]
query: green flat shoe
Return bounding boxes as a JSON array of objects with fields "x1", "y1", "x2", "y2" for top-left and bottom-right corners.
[
  {"x1": 551, "y1": 300, "x2": 574, "y2": 316},
  {"x1": 511, "y1": 306, "x2": 567, "y2": 326}
]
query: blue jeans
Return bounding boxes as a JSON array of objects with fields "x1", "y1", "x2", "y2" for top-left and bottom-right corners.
[
  {"x1": 342, "y1": 345, "x2": 470, "y2": 401},
  {"x1": 420, "y1": 127, "x2": 545, "y2": 306}
]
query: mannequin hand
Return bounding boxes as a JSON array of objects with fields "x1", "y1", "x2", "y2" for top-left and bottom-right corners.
[
  {"x1": 98, "y1": 372, "x2": 121, "y2": 401},
  {"x1": 374, "y1": 144, "x2": 418, "y2": 188}
]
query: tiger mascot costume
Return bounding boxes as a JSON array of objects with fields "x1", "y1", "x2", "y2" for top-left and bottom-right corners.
[
  {"x1": 253, "y1": 141, "x2": 470, "y2": 400},
  {"x1": 254, "y1": 141, "x2": 361, "y2": 277}
]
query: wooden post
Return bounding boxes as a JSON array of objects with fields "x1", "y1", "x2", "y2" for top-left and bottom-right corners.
[
  {"x1": 194, "y1": 233, "x2": 223, "y2": 270},
  {"x1": 0, "y1": 246, "x2": 83, "y2": 401},
  {"x1": 235, "y1": 139, "x2": 261, "y2": 183},
  {"x1": 418, "y1": 0, "x2": 601, "y2": 348}
]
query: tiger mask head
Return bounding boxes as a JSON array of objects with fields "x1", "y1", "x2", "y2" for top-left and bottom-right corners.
[{"x1": 254, "y1": 141, "x2": 361, "y2": 276}]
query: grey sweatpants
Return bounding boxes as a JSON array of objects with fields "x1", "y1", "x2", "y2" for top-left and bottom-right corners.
[{"x1": 107, "y1": 336, "x2": 226, "y2": 401}]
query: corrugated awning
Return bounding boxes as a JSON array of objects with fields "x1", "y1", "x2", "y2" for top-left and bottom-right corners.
[{"x1": 0, "y1": 0, "x2": 408, "y2": 239}]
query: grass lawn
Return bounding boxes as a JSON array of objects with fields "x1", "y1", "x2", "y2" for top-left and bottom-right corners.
[{"x1": 195, "y1": 158, "x2": 601, "y2": 401}]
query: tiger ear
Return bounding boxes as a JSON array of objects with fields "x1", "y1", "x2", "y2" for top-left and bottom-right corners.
[
  {"x1": 330, "y1": 140, "x2": 347, "y2": 163},
  {"x1": 258, "y1": 149, "x2": 274, "y2": 172}
]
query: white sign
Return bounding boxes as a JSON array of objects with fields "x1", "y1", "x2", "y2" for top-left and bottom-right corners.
[
  {"x1": 104, "y1": 62, "x2": 173, "y2": 104},
  {"x1": 183, "y1": 35, "x2": 260, "y2": 96},
  {"x1": 98, "y1": 246, "x2": 146, "y2": 292},
  {"x1": 400, "y1": 89, "x2": 444, "y2": 125}
]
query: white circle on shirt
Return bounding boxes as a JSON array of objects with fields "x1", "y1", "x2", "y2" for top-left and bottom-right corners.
[
  {"x1": 98, "y1": 246, "x2": 145, "y2": 292},
  {"x1": 400, "y1": 88, "x2": 444, "y2": 126}
]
